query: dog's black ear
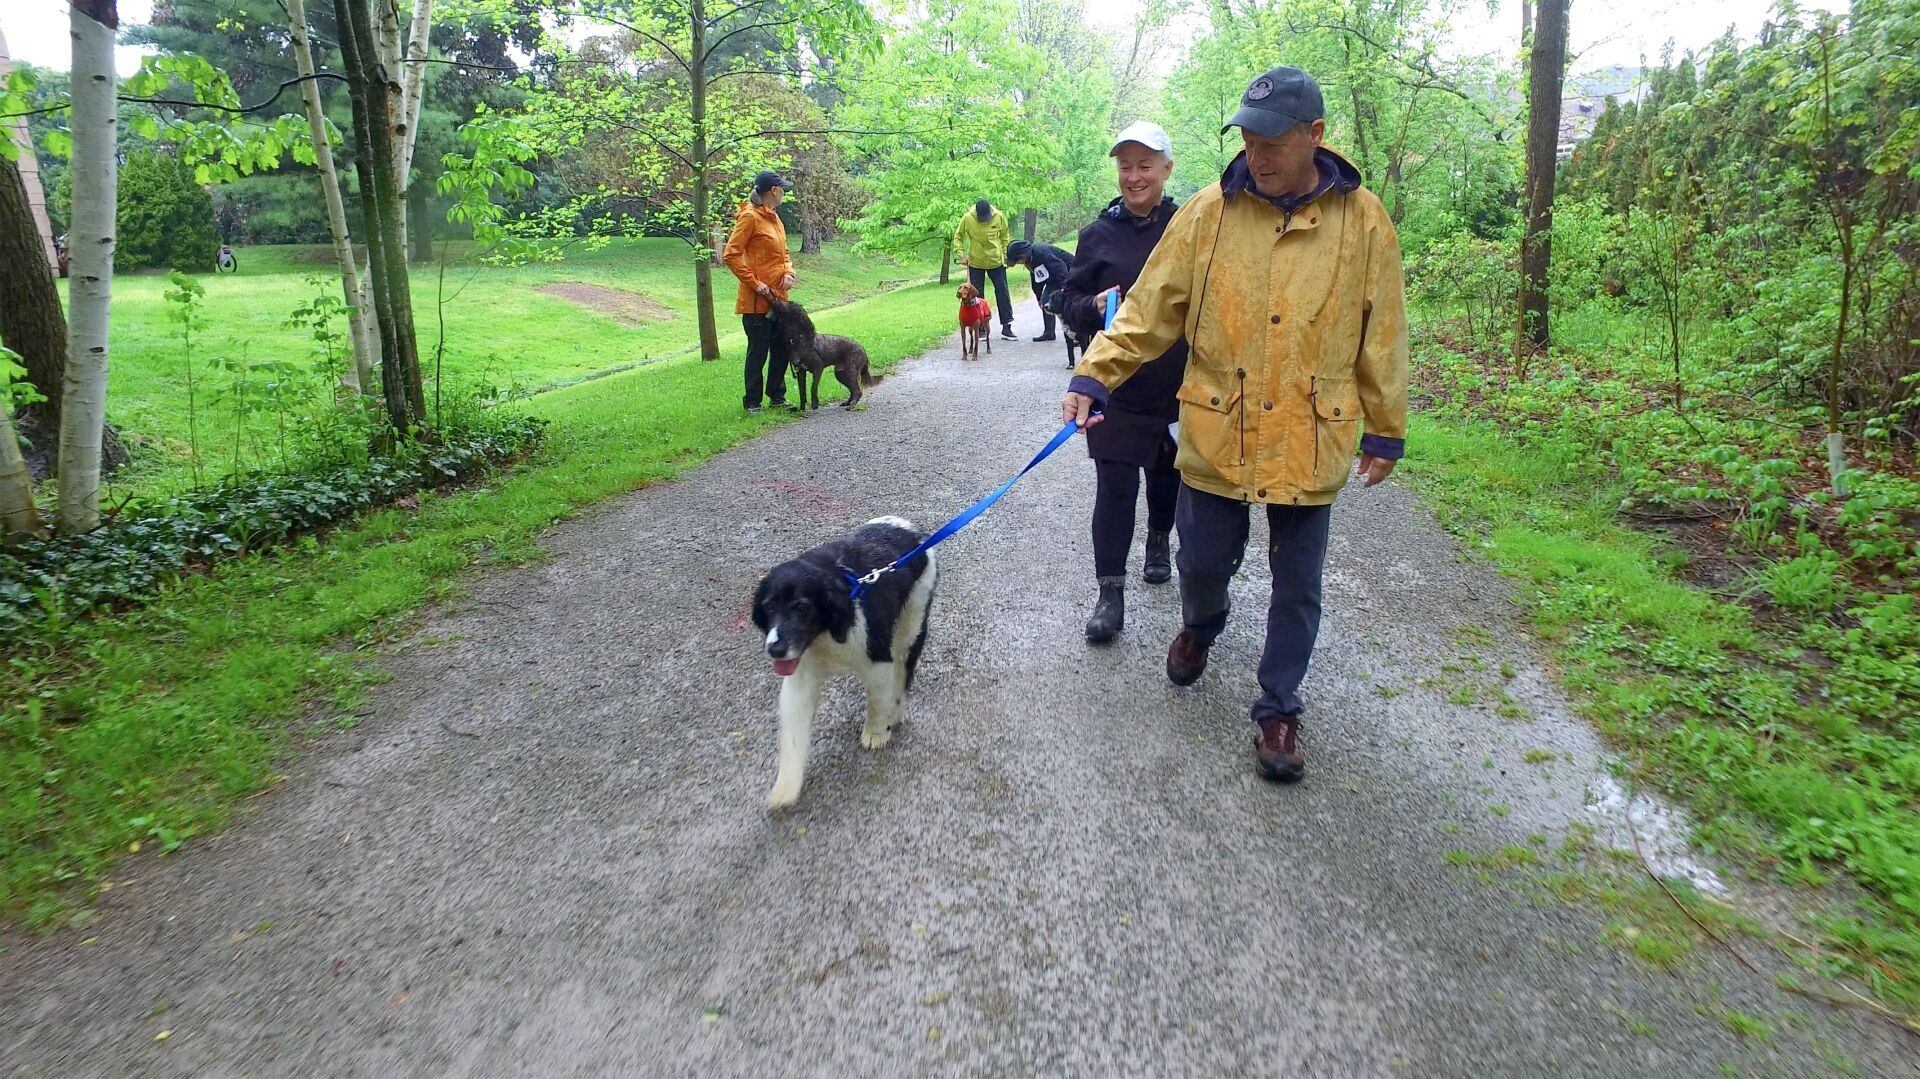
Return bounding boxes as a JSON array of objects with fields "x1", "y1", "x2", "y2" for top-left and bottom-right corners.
[
  {"x1": 817, "y1": 572, "x2": 856, "y2": 642},
  {"x1": 750, "y1": 574, "x2": 773, "y2": 632}
]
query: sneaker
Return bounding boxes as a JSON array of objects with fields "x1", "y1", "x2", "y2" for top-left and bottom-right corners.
[
  {"x1": 1031, "y1": 333, "x2": 1056, "y2": 342},
  {"x1": 746, "y1": 405, "x2": 763, "y2": 414},
  {"x1": 1166, "y1": 629, "x2": 1209, "y2": 686},
  {"x1": 999, "y1": 326, "x2": 1017, "y2": 340},
  {"x1": 1254, "y1": 714, "x2": 1305, "y2": 783},
  {"x1": 1084, "y1": 580, "x2": 1124, "y2": 643}
]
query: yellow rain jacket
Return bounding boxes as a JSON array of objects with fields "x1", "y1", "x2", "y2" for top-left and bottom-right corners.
[
  {"x1": 951, "y1": 205, "x2": 1010, "y2": 270},
  {"x1": 1070, "y1": 148, "x2": 1408, "y2": 507}
]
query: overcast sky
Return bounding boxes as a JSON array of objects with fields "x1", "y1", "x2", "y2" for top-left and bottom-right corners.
[{"x1": 5, "y1": 0, "x2": 1845, "y2": 78}]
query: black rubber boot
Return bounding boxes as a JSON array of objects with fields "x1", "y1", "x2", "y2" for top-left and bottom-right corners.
[
  {"x1": 1142, "y1": 530, "x2": 1172, "y2": 585},
  {"x1": 1085, "y1": 579, "x2": 1125, "y2": 643}
]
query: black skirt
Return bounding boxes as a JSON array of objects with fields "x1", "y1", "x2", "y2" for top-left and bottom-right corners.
[{"x1": 1087, "y1": 408, "x2": 1177, "y2": 470}]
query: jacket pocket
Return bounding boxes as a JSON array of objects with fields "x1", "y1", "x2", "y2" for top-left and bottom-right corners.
[
  {"x1": 1310, "y1": 375, "x2": 1362, "y2": 491},
  {"x1": 1175, "y1": 379, "x2": 1246, "y2": 486}
]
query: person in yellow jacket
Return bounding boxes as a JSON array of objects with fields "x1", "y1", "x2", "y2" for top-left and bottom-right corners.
[
  {"x1": 1061, "y1": 66, "x2": 1409, "y2": 785},
  {"x1": 724, "y1": 171, "x2": 799, "y2": 412},
  {"x1": 952, "y1": 199, "x2": 1017, "y2": 341}
]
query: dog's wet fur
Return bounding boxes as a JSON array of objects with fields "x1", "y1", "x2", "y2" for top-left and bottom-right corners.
[
  {"x1": 751, "y1": 517, "x2": 938, "y2": 808},
  {"x1": 768, "y1": 298, "x2": 879, "y2": 409}
]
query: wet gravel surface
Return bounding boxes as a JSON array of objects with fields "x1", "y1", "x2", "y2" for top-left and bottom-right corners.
[{"x1": 5, "y1": 320, "x2": 1915, "y2": 1076}]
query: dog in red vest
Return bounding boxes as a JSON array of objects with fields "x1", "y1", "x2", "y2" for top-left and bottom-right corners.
[{"x1": 956, "y1": 282, "x2": 994, "y2": 361}]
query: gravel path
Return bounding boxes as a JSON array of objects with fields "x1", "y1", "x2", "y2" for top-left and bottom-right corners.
[{"x1": 5, "y1": 316, "x2": 1915, "y2": 1076}]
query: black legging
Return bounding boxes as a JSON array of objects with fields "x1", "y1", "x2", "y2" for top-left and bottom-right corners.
[{"x1": 1092, "y1": 458, "x2": 1180, "y2": 579}]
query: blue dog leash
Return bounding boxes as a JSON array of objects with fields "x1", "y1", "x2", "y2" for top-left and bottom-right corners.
[
  {"x1": 842, "y1": 293, "x2": 1119, "y2": 599},
  {"x1": 844, "y1": 420, "x2": 1082, "y2": 599}
]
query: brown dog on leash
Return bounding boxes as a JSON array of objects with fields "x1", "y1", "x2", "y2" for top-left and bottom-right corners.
[
  {"x1": 956, "y1": 282, "x2": 993, "y2": 361},
  {"x1": 769, "y1": 298, "x2": 880, "y2": 409}
]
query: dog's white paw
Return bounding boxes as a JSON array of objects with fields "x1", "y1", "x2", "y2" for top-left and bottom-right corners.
[
  {"x1": 860, "y1": 725, "x2": 893, "y2": 750},
  {"x1": 767, "y1": 777, "x2": 802, "y2": 809}
]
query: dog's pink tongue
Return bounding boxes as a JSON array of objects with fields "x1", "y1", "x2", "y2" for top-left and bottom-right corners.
[{"x1": 772, "y1": 657, "x2": 800, "y2": 678}]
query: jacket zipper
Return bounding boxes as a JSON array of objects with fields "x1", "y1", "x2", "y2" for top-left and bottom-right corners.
[
  {"x1": 1236, "y1": 368, "x2": 1248, "y2": 466},
  {"x1": 1310, "y1": 374, "x2": 1320, "y2": 477}
]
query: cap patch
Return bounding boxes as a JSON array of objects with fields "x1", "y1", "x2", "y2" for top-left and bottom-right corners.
[{"x1": 1247, "y1": 78, "x2": 1273, "y2": 101}]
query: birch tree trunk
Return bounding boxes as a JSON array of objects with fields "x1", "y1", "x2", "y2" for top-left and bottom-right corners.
[
  {"x1": 0, "y1": 390, "x2": 38, "y2": 541},
  {"x1": 287, "y1": 0, "x2": 377, "y2": 396},
  {"x1": 0, "y1": 23, "x2": 57, "y2": 270},
  {"x1": 396, "y1": 0, "x2": 434, "y2": 183},
  {"x1": 339, "y1": 0, "x2": 426, "y2": 435},
  {"x1": 58, "y1": 0, "x2": 117, "y2": 533}
]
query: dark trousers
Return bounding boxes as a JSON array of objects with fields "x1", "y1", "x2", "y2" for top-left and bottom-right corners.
[
  {"x1": 1092, "y1": 458, "x2": 1179, "y2": 580},
  {"x1": 1175, "y1": 483, "x2": 1333, "y2": 721},
  {"x1": 742, "y1": 313, "x2": 790, "y2": 408},
  {"x1": 967, "y1": 265, "x2": 1014, "y2": 327},
  {"x1": 1034, "y1": 284, "x2": 1057, "y2": 337}
]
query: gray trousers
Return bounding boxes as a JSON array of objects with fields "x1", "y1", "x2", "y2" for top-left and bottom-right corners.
[{"x1": 1175, "y1": 483, "x2": 1333, "y2": 721}]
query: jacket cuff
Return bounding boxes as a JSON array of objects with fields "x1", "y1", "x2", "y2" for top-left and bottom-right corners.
[
  {"x1": 1067, "y1": 375, "x2": 1110, "y2": 407},
  {"x1": 1360, "y1": 433, "x2": 1405, "y2": 460}
]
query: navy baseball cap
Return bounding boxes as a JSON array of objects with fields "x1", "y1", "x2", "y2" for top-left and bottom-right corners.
[
  {"x1": 753, "y1": 170, "x2": 790, "y2": 195},
  {"x1": 1222, "y1": 65, "x2": 1324, "y2": 137}
]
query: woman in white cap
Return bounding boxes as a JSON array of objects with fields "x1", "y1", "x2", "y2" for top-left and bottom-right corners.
[{"x1": 1054, "y1": 121, "x2": 1187, "y2": 642}]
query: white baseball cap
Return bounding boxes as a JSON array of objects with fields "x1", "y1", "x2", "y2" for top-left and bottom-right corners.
[{"x1": 1108, "y1": 120, "x2": 1172, "y2": 157}]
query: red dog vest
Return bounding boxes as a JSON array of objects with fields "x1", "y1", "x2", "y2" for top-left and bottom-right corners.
[{"x1": 959, "y1": 297, "x2": 993, "y2": 328}]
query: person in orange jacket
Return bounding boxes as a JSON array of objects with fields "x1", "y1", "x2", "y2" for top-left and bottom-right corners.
[{"x1": 723, "y1": 171, "x2": 799, "y2": 412}]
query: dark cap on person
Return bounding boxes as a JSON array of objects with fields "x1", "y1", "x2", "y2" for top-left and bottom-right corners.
[
  {"x1": 1005, "y1": 239, "x2": 1032, "y2": 264},
  {"x1": 753, "y1": 170, "x2": 790, "y2": 195},
  {"x1": 1222, "y1": 65, "x2": 1324, "y2": 137},
  {"x1": 975, "y1": 198, "x2": 993, "y2": 221}
]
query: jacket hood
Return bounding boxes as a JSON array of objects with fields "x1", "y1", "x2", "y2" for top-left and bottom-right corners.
[{"x1": 1220, "y1": 147, "x2": 1361, "y2": 210}]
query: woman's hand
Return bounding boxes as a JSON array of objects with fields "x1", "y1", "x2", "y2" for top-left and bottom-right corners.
[
  {"x1": 755, "y1": 281, "x2": 774, "y2": 299},
  {"x1": 1062, "y1": 392, "x2": 1104, "y2": 429},
  {"x1": 1093, "y1": 286, "x2": 1122, "y2": 315},
  {"x1": 780, "y1": 273, "x2": 797, "y2": 292}
]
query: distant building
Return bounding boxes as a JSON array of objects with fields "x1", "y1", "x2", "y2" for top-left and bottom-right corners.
[{"x1": 1559, "y1": 65, "x2": 1645, "y2": 159}]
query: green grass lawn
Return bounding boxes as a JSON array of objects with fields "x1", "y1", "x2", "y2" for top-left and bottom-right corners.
[
  {"x1": 86, "y1": 237, "x2": 931, "y2": 496},
  {"x1": 1400, "y1": 352, "x2": 1920, "y2": 1020},
  {"x1": 3, "y1": 280, "x2": 961, "y2": 927}
]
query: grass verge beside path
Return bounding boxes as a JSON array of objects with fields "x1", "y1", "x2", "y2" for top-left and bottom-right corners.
[
  {"x1": 1400, "y1": 413, "x2": 1920, "y2": 1021},
  {"x1": 96, "y1": 238, "x2": 925, "y2": 497},
  {"x1": 2, "y1": 282, "x2": 959, "y2": 928}
]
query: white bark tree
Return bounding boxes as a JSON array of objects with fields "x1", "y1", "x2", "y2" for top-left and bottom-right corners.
[
  {"x1": 286, "y1": 0, "x2": 379, "y2": 395},
  {"x1": 0, "y1": 366, "x2": 38, "y2": 541},
  {"x1": 57, "y1": 0, "x2": 117, "y2": 533}
]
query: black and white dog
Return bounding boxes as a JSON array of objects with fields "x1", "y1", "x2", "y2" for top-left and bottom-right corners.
[{"x1": 750, "y1": 516, "x2": 939, "y2": 808}]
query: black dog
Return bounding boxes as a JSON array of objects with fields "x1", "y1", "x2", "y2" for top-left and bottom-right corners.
[
  {"x1": 768, "y1": 298, "x2": 880, "y2": 409},
  {"x1": 752, "y1": 516, "x2": 939, "y2": 807},
  {"x1": 1043, "y1": 289, "x2": 1083, "y2": 370}
]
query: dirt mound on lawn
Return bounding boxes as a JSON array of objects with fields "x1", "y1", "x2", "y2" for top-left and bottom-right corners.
[{"x1": 536, "y1": 281, "x2": 678, "y2": 326}]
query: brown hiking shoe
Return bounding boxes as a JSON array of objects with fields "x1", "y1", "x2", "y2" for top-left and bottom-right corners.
[
  {"x1": 1254, "y1": 714, "x2": 1305, "y2": 784},
  {"x1": 1166, "y1": 630, "x2": 1209, "y2": 686}
]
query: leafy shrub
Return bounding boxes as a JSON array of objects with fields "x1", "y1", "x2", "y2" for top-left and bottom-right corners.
[
  {"x1": 1409, "y1": 233, "x2": 1512, "y2": 350},
  {"x1": 0, "y1": 415, "x2": 545, "y2": 642},
  {"x1": 114, "y1": 149, "x2": 218, "y2": 272}
]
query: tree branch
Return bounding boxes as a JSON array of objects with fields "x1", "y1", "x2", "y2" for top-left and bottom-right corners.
[
  {"x1": 122, "y1": 71, "x2": 351, "y2": 115},
  {"x1": 572, "y1": 12, "x2": 692, "y2": 74},
  {"x1": 710, "y1": 124, "x2": 935, "y2": 153}
]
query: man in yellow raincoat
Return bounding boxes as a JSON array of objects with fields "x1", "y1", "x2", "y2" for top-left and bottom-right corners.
[{"x1": 1062, "y1": 66, "x2": 1409, "y2": 785}]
